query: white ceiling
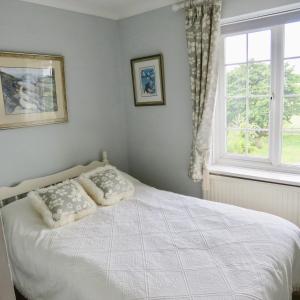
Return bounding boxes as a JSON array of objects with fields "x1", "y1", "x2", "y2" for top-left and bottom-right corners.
[{"x1": 19, "y1": 0, "x2": 181, "y2": 20}]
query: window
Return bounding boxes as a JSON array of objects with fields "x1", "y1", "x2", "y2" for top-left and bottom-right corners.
[
  {"x1": 282, "y1": 22, "x2": 300, "y2": 165},
  {"x1": 214, "y1": 21, "x2": 300, "y2": 173}
]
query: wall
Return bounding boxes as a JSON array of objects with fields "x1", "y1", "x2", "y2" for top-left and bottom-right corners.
[
  {"x1": 1, "y1": 0, "x2": 299, "y2": 193},
  {"x1": 222, "y1": 0, "x2": 300, "y2": 19},
  {"x1": 0, "y1": 0, "x2": 128, "y2": 186},
  {"x1": 119, "y1": 0, "x2": 300, "y2": 198},
  {"x1": 119, "y1": 7, "x2": 200, "y2": 197}
]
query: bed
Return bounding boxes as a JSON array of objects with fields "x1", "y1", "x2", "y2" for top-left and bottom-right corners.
[{"x1": 1, "y1": 156, "x2": 300, "y2": 300}]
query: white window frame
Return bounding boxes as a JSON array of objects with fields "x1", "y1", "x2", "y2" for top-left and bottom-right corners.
[{"x1": 212, "y1": 23, "x2": 300, "y2": 175}]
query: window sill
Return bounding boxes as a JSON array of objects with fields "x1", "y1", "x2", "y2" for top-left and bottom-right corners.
[{"x1": 208, "y1": 164, "x2": 300, "y2": 187}]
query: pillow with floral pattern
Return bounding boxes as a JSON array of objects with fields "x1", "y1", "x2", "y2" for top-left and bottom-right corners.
[
  {"x1": 29, "y1": 180, "x2": 97, "y2": 228},
  {"x1": 79, "y1": 165, "x2": 135, "y2": 206}
]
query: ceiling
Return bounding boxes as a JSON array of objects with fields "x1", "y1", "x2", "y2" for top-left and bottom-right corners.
[{"x1": 19, "y1": 0, "x2": 181, "y2": 20}]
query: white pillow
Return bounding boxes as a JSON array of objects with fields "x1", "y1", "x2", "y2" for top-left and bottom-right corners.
[
  {"x1": 29, "y1": 180, "x2": 97, "y2": 228},
  {"x1": 79, "y1": 165, "x2": 135, "y2": 206}
]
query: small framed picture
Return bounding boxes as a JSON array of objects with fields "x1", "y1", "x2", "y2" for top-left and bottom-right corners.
[
  {"x1": 0, "y1": 51, "x2": 68, "y2": 129},
  {"x1": 131, "y1": 54, "x2": 166, "y2": 106}
]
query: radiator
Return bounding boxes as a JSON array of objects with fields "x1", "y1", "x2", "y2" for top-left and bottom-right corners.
[{"x1": 208, "y1": 175, "x2": 300, "y2": 227}]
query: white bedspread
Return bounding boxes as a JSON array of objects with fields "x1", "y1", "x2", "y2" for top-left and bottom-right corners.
[{"x1": 2, "y1": 179, "x2": 300, "y2": 300}]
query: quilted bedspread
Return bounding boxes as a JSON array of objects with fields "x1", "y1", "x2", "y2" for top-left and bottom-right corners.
[{"x1": 2, "y1": 178, "x2": 300, "y2": 300}]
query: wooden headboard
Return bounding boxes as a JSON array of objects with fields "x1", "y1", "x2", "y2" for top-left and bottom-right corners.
[{"x1": 0, "y1": 151, "x2": 109, "y2": 208}]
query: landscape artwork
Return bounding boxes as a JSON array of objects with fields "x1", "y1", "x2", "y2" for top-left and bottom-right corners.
[
  {"x1": 131, "y1": 54, "x2": 165, "y2": 106},
  {"x1": 0, "y1": 52, "x2": 68, "y2": 129},
  {"x1": 1, "y1": 67, "x2": 58, "y2": 115}
]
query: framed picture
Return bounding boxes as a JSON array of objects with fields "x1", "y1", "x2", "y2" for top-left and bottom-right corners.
[
  {"x1": 0, "y1": 51, "x2": 68, "y2": 129},
  {"x1": 131, "y1": 54, "x2": 166, "y2": 106}
]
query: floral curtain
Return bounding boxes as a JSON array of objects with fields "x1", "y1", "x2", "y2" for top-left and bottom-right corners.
[{"x1": 185, "y1": 0, "x2": 222, "y2": 190}]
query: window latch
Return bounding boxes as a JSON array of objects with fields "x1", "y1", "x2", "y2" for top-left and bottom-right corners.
[{"x1": 270, "y1": 93, "x2": 275, "y2": 101}]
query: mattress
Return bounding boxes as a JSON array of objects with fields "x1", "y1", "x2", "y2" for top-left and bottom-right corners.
[{"x1": 2, "y1": 178, "x2": 300, "y2": 300}]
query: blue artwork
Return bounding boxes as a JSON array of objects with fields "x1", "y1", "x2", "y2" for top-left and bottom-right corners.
[{"x1": 140, "y1": 66, "x2": 157, "y2": 97}]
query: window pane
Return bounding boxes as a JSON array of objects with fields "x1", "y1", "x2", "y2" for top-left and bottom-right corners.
[
  {"x1": 223, "y1": 30, "x2": 272, "y2": 161},
  {"x1": 285, "y1": 22, "x2": 300, "y2": 58},
  {"x1": 226, "y1": 65, "x2": 247, "y2": 97},
  {"x1": 227, "y1": 130, "x2": 246, "y2": 155},
  {"x1": 282, "y1": 131, "x2": 300, "y2": 164},
  {"x1": 247, "y1": 131, "x2": 269, "y2": 158},
  {"x1": 283, "y1": 96, "x2": 300, "y2": 129},
  {"x1": 248, "y1": 30, "x2": 271, "y2": 61},
  {"x1": 225, "y1": 34, "x2": 247, "y2": 64},
  {"x1": 284, "y1": 59, "x2": 300, "y2": 95},
  {"x1": 249, "y1": 62, "x2": 271, "y2": 96},
  {"x1": 249, "y1": 97, "x2": 270, "y2": 129},
  {"x1": 227, "y1": 98, "x2": 246, "y2": 128}
]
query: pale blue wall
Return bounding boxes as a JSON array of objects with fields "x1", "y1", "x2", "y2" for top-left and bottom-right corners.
[
  {"x1": 118, "y1": 0, "x2": 300, "y2": 198},
  {"x1": 1, "y1": 0, "x2": 299, "y2": 193},
  {"x1": 222, "y1": 0, "x2": 300, "y2": 19},
  {"x1": 119, "y1": 7, "x2": 201, "y2": 197},
  {"x1": 0, "y1": 0, "x2": 128, "y2": 186}
]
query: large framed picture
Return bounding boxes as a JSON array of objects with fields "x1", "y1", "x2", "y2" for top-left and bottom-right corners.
[
  {"x1": 0, "y1": 52, "x2": 68, "y2": 129},
  {"x1": 131, "y1": 54, "x2": 166, "y2": 106}
]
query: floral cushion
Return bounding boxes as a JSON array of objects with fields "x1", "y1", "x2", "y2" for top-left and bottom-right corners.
[
  {"x1": 29, "y1": 180, "x2": 97, "y2": 228},
  {"x1": 79, "y1": 166, "x2": 135, "y2": 206}
]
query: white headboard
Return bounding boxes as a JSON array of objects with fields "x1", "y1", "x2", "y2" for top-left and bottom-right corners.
[{"x1": 0, "y1": 151, "x2": 109, "y2": 208}]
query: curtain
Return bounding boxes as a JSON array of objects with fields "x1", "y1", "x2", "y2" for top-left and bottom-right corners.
[{"x1": 185, "y1": 0, "x2": 222, "y2": 191}]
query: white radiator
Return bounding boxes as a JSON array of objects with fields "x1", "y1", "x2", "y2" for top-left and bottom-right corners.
[{"x1": 208, "y1": 175, "x2": 300, "y2": 227}]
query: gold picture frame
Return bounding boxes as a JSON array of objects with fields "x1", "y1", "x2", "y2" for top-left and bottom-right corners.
[
  {"x1": 131, "y1": 54, "x2": 166, "y2": 106},
  {"x1": 0, "y1": 51, "x2": 68, "y2": 129}
]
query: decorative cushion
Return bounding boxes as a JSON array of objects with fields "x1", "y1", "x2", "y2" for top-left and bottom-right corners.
[
  {"x1": 79, "y1": 165, "x2": 135, "y2": 206},
  {"x1": 29, "y1": 180, "x2": 97, "y2": 228}
]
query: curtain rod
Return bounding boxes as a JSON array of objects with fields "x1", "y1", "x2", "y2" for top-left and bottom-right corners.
[{"x1": 172, "y1": 2, "x2": 300, "y2": 26}]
